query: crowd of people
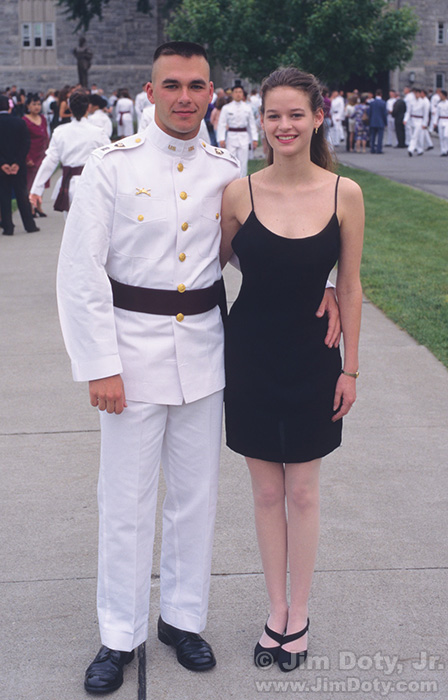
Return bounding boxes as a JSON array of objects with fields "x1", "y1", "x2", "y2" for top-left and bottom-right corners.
[
  {"x1": 2, "y1": 77, "x2": 445, "y2": 236},
  {"x1": 327, "y1": 85, "x2": 447, "y2": 157}
]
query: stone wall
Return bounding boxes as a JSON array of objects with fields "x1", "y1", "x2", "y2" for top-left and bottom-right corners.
[
  {"x1": 0, "y1": 0, "x2": 161, "y2": 96},
  {"x1": 392, "y1": 0, "x2": 448, "y2": 92}
]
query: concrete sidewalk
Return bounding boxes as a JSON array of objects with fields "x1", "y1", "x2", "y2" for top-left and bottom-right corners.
[{"x1": 1, "y1": 176, "x2": 447, "y2": 700}]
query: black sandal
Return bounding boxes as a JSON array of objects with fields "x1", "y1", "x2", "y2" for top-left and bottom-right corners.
[
  {"x1": 254, "y1": 622, "x2": 284, "y2": 668},
  {"x1": 277, "y1": 618, "x2": 309, "y2": 672}
]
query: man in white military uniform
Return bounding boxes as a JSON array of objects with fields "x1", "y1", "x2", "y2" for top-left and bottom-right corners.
[
  {"x1": 29, "y1": 90, "x2": 109, "y2": 214},
  {"x1": 435, "y1": 89, "x2": 448, "y2": 156},
  {"x1": 329, "y1": 90, "x2": 345, "y2": 146},
  {"x1": 217, "y1": 80, "x2": 258, "y2": 176},
  {"x1": 57, "y1": 42, "x2": 339, "y2": 695},
  {"x1": 385, "y1": 90, "x2": 397, "y2": 147},
  {"x1": 57, "y1": 42, "x2": 240, "y2": 696},
  {"x1": 134, "y1": 82, "x2": 151, "y2": 129},
  {"x1": 404, "y1": 87, "x2": 428, "y2": 157}
]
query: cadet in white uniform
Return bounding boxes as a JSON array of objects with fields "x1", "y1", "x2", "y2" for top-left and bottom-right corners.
[
  {"x1": 329, "y1": 91, "x2": 345, "y2": 145},
  {"x1": 115, "y1": 90, "x2": 135, "y2": 137},
  {"x1": 217, "y1": 80, "x2": 258, "y2": 176},
  {"x1": 58, "y1": 43, "x2": 239, "y2": 695},
  {"x1": 385, "y1": 90, "x2": 397, "y2": 147},
  {"x1": 404, "y1": 88, "x2": 428, "y2": 156},
  {"x1": 134, "y1": 83, "x2": 151, "y2": 129},
  {"x1": 88, "y1": 94, "x2": 113, "y2": 139},
  {"x1": 29, "y1": 90, "x2": 109, "y2": 213},
  {"x1": 435, "y1": 90, "x2": 448, "y2": 156}
]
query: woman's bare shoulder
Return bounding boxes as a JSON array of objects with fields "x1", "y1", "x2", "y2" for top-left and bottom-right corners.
[{"x1": 338, "y1": 175, "x2": 363, "y2": 199}]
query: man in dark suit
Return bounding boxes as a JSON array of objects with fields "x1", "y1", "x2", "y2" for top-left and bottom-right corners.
[
  {"x1": 392, "y1": 92, "x2": 407, "y2": 148},
  {"x1": 0, "y1": 95, "x2": 39, "y2": 235},
  {"x1": 368, "y1": 89, "x2": 388, "y2": 154}
]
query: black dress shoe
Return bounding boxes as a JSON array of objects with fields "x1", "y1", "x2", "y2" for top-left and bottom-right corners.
[
  {"x1": 26, "y1": 226, "x2": 40, "y2": 233},
  {"x1": 84, "y1": 645, "x2": 135, "y2": 694},
  {"x1": 157, "y1": 616, "x2": 216, "y2": 671},
  {"x1": 254, "y1": 622, "x2": 284, "y2": 668},
  {"x1": 277, "y1": 618, "x2": 309, "y2": 672}
]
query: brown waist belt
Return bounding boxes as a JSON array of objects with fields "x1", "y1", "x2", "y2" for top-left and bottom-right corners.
[
  {"x1": 109, "y1": 276, "x2": 226, "y2": 317},
  {"x1": 228, "y1": 127, "x2": 247, "y2": 132},
  {"x1": 53, "y1": 165, "x2": 84, "y2": 212}
]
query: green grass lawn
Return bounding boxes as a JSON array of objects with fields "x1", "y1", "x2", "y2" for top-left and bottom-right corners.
[{"x1": 248, "y1": 159, "x2": 448, "y2": 368}]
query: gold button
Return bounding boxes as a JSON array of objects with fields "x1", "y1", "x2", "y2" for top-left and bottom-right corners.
[
  {"x1": 215, "y1": 213, "x2": 219, "y2": 220},
  {"x1": 177, "y1": 163, "x2": 184, "y2": 172},
  {"x1": 176, "y1": 313, "x2": 184, "y2": 322},
  {"x1": 137, "y1": 215, "x2": 144, "y2": 221},
  {"x1": 180, "y1": 191, "x2": 187, "y2": 200},
  {"x1": 177, "y1": 283, "x2": 186, "y2": 293},
  {"x1": 181, "y1": 222, "x2": 188, "y2": 231},
  {"x1": 179, "y1": 252, "x2": 186, "y2": 262},
  {"x1": 135, "y1": 138, "x2": 142, "y2": 143}
]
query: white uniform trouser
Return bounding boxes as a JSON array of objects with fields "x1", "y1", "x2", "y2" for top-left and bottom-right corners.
[
  {"x1": 408, "y1": 118, "x2": 424, "y2": 154},
  {"x1": 423, "y1": 127, "x2": 433, "y2": 149},
  {"x1": 225, "y1": 132, "x2": 248, "y2": 177},
  {"x1": 439, "y1": 119, "x2": 448, "y2": 154},
  {"x1": 386, "y1": 115, "x2": 397, "y2": 146},
  {"x1": 97, "y1": 390, "x2": 223, "y2": 652}
]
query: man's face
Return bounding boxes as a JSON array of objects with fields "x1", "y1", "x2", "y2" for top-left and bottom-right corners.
[
  {"x1": 232, "y1": 87, "x2": 245, "y2": 102},
  {"x1": 147, "y1": 54, "x2": 213, "y2": 140}
]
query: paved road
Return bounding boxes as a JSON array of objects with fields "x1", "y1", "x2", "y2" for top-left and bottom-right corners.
[
  {"x1": 1, "y1": 166, "x2": 447, "y2": 699},
  {"x1": 336, "y1": 139, "x2": 448, "y2": 200}
]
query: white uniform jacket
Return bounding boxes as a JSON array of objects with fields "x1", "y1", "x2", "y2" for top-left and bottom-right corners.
[
  {"x1": 30, "y1": 118, "x2": 110, "y2": 201},
  {"x1": 217, "y1": 101, "x2": 258, "y2": 145},
  {"x1": 57, "y1": 120, "x2": 240, "y2": 405}
]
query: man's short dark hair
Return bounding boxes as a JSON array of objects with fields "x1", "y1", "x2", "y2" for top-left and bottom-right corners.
[
  {"x1": 89, "y1": 93, "x2": 108, "y2": 109},
  {"x1": 153, "y1": 41, "x2": 208, "y2": 63}
]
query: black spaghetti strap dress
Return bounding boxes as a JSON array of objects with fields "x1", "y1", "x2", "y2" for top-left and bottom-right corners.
[{"x1": 224, "y1": 175, "x2": 343, "y2": 463}]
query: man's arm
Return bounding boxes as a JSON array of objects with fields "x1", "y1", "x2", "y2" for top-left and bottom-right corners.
[
  {"x1": 315, "y1": 287, "x2": 341, "y2": 349},
  {"x1": 57, "y1": 153, "x2": 123, "y2": 384}
]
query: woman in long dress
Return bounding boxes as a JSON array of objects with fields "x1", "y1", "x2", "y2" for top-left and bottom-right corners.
[
  {"x1": 23, "y1": 94, "x2": 50, "y2": 216},
  {"x1": 220, "y1": 68, "x2": 364, "y2": 672}
]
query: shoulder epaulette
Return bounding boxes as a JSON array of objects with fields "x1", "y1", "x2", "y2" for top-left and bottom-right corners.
[
  {"x1": 199, "y1": 140, "x2": 240, "y2": 167},
  {"x1": 93, "y1": 133, "x2": 146, "y2": 159}
]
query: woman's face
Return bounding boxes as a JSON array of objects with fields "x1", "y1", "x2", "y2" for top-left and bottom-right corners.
[
  {"x1": 261, "y1": 86, "x2": 323, "y2": 157},
  {"x1": 29, "y1": 100, "x2": 42, "y2": 115}
]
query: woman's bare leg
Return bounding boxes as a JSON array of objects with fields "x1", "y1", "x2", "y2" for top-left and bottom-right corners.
[
  {"x1": 282, "y1": 458, "x2": 321, "y2": 653},
  {"x1": 246, "y1": 457, "x2": 288, "y2": 646}
]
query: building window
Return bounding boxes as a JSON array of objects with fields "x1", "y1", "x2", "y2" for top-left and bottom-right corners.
[
  {"x1": 21, "y1": 22, "x2": 55, "y2": 49},
  {"x1": 45, "y1": 23, "x2": 55, "y2": 48},
  {"x1": 436, "y1": 73, "x2": 445, "y2": 89},
  {"x1": 437, "y1": 22, "x2": 446, "y2": 45},
  {"x1": 22, "y1": 23, "x2": 31, "y2": 48},
  {"x1": 34, "y1": 23, "x2": 43, "y2": 48}
]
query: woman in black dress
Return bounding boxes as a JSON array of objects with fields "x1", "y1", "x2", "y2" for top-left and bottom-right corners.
[{"x1": 220, "y1": 68, "x2": 364, "y2": 672}]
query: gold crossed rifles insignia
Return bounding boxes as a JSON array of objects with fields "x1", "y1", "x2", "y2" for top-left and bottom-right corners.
[{"x1": 135, "y1": 187, "x2": 151, "y2": 197}]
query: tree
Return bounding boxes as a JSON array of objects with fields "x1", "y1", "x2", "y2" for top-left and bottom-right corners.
[
  {"x1": 57, "y1": 0, "x2": 153, "y2": 32},
  {"x1": 166, "y1": 0, "x2": 418, "y2": 85}
]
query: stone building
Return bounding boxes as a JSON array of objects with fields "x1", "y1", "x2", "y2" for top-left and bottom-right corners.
[
  {"x1": 0, "y1": 0, "x2": 161, "y2": 96},
  {"x1": 390, "y1": 0, "x2": 448, "y2": 91},
  {"x1": 1, "y1": 0, "x2": 445, "y2": 97}
]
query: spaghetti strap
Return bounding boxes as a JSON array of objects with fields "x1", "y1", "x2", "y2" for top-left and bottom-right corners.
[
  {"x1": 248, "y1": 174, "x2": 255, "y2": 212},
  {"x1": 334, "y1": 175, "x2": 341, "y2": 216}
]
